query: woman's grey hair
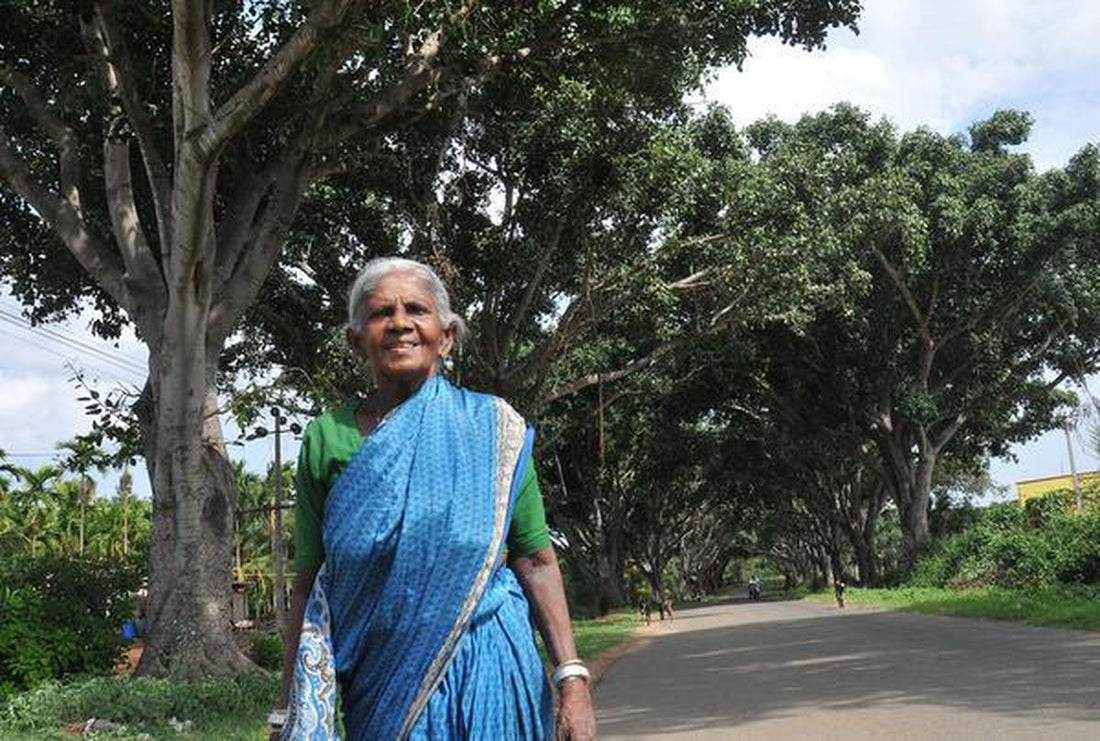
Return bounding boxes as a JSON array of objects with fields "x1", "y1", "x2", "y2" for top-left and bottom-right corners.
[{"x1": 347, "y1": 257, "x2": 467, "y2": 344}]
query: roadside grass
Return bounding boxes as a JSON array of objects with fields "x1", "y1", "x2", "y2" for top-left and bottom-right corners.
[
  {"x1": 0, "y1": 672, "x2": 278, "y2": 740},
  {"x1": 805, "y1": 586, "x2": 1100, "y2": 631},
  {"x1": 571, "y1": 611, "x2": 638, "y2": 660},
  {"x1": 1, "y1": 614, "x2": 639, "y2": 739}
]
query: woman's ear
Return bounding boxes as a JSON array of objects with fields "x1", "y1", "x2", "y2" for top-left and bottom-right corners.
[
  {"x1": 346, "y1": 327, "x2": 361, "y2": 359},
  {"x1": 439, "y1": 323, "x2": 456, "y2": 359}
]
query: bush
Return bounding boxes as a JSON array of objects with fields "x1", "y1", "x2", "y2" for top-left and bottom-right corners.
[
  {"x1": 0, "y1": 672, "x2": 277, "y2": 736},
  {"x1": 0, "y1": 556, "x2": 143, "y2": 700},
  {"x1": 244, "y1": 631, "x2": 284, "y2": 671},
  {"x1": 907, "y1": 495, "x2": 1100, "y2": 590}
]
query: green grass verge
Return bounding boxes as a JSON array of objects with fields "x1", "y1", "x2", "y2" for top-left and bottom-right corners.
[
  {"x1": 1, "y1": 614, "x2": 639, "y2": 738},
  {"x1": 0, "y1": 672, "x2": 278, "y2": 740},
  {"x1": 571, "y1": 612, "x2": 639, "y2": 661},
  {"x1": 806, "y1": 586, "x2": 1100, "y2": 631}
]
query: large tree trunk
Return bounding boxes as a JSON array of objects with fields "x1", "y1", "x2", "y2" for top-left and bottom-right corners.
[
  {"x1": 137, "y1": 386, "x2": 250, "y2": 676},
  {"x1": 842, "y1": 499, "x2": 881, "y2": 587},
  {"x1": 849, "y1": 528, "x2": 878, "y2": 587},
  {"x1": 595, "y1": 532, "x2": 627, "y2": 614},
  {"x1": 880, "y1": 431, "x2": 935, "y2": 573},
  {"x1": 135, "y1": 291, "x2": 251, "y2": 676},
  {"x1": 894, "y1": 454, "x2": 934, "y2": 572}
]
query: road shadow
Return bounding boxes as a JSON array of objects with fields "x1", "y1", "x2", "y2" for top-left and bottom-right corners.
[{"x1": 596, "y1": 604, "x2": 1100, "y2": 736}]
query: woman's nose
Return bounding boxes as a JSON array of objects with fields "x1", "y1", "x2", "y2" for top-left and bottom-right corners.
[{"x1": 388, "y1": 305, "x2": 413, "y2": 329}]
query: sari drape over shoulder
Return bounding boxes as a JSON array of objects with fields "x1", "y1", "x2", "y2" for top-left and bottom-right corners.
[{"x1": 283, "y1": 376, "x2": 553, "y2": 740}]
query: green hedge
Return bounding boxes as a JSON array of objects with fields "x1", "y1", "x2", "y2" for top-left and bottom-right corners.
[
  {"x1": 0, "y1": 556, "x2": 143, "y2": 701},
  {"x1": 909, "y1": 494, "x2": 1100, "y2": 590}
]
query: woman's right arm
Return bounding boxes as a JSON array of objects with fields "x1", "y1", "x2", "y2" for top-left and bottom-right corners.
[
  {"x1": 269, "y1": 567, "x2": 318, "y2": 739},
  {"x1": 277, "y1": 567, "x2": 319, "y2": 706}
]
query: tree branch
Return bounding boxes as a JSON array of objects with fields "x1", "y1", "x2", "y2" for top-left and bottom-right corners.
[
  {"x1": 173, "y1": 0, "x2": 214, "y2": 144},
  {"x1": 213, "y1": 165, "x2": 276, "y2": 291},
  {"x1": 103, "y1": 136, "x2": 168, "y2": 319},
  {"x1": 538, "y1": 334, "x2": 691, "y2": 407},
  {"x1": 0, "y1": 62, "x2": 133, "y2": 312},
  {"x1": 499, "y1": 216, "x2": 566, "y2": 358},
  {"x1": 0, "y1": 134, "x2": 131, "y2": 312},
  {"x1": 79, "y1": 12, "x2": 168, "y2": 326},
  {"x1": 319, "y1": 3, "x2": 535, "y2": 148},
  {"x1": 0, "y1": 62, "x2": 82, "y2": 212},
  {"x1": 207, "y1": 157, "x2": 312, "y2": 347},
  {"x1": 871, "y1": 241, "x2": 930, "y2": 341},
  {"x1": 203, "y1": 0, "x2": 355, "y2": 153},
  {"x1": 84, "y1": 4, "x2": 173, "y2": 249}
]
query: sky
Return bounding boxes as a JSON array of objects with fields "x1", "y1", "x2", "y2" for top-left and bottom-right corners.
[{"x1": 3, "y1": 0, "x2": 1100, "y2": 501}]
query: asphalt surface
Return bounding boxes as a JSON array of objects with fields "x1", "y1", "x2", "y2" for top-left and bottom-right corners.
[{"x1": 595, "y1": 594, "x2": 1100, "y2": 740}]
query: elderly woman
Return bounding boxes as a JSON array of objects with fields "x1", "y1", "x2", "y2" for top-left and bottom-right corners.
[{"x1": 271, "y1": 258, "x2": 597, "y2": 740}]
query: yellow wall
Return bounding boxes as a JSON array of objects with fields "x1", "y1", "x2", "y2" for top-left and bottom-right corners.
[{"x1": 1016, "y1": 471, "x2": 1100, "y2": 504}]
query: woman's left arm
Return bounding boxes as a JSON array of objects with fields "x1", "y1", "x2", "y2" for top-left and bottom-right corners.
[{"x1": 511, "y1": 546, "x2": 597, "y2": 741}]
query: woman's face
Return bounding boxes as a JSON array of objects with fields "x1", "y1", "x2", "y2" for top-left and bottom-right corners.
[{"x1": 348, "y1": 271, "x2": 455, "y2": 385}]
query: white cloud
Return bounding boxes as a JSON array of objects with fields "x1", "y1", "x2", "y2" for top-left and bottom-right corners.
[{"x1": 704, "y1": 0, "x2": 1100, "y2": 170}]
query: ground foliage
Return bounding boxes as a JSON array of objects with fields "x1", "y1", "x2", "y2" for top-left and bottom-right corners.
[
  {"x1": 909, "y1": 491, "x2": 1100, "y2": 589},
  {"x1": 0, "y1": 555, "x2": 143, "y2": 701},
  {"x1": 0, "y1": 613, "x2": 637, "y2": 738},
  {"x1": 0, "y1": 672, "x2": 278, "y2": 739}
]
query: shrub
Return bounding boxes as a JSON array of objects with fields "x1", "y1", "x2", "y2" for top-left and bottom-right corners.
[
  {"x1": 906, "y1": 494, "x2": 1100, "y2": 591},
  {"x1": 0, "y1": 556, "x2": 143, "y2": 700},
  {"x1": 244, "y1": 630, "x2": 284, "y2": 671}
]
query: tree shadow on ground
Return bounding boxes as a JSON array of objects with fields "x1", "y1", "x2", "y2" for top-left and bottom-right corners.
[{"x1": 596, "y1": 601, "x2": 1100, "y2": 736}]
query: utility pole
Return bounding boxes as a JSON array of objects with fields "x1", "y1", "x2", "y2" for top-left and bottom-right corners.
[
  {"x1": 1063, "y1": 418, "x2": 1083, "y2": 513},
  {"x1": 119, "y1": 466, "x2": 131, "y2": 556},
  {"x1": 272, "y1": 407, "x2": 286, "y2": 634}
]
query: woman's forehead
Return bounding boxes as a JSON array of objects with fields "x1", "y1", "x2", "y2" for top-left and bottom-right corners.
[{"x1": 367, "y1": 271, "x2": 436, "y2": 303}]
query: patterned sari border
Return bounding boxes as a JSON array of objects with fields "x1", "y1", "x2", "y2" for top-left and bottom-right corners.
[{"x1": 398, "y1": 399, "x2": 529, "y2": 739}]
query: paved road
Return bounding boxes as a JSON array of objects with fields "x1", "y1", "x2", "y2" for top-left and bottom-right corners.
[{"x1": 595, "y1": 595, "x2": 1100, "y2": 740}]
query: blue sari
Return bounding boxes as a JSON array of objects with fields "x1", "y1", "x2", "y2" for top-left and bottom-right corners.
[{"x1": 283, "y1": 376, "x2": 554, "y2": 740}]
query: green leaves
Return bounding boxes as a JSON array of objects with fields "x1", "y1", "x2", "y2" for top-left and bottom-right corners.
[{"x1": 0, "y1": 556, "x2": 143, "y2": 699}]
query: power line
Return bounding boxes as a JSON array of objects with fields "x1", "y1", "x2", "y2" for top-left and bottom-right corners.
[
  {"x1": 0, "y1": 308, "x2": 146, "y2": 374},
  {"x1": 0, "y1": 315, "x2": 146, "y2": 377},
  {"x1": 0, "y1": 326, "x2": 145, "y2": 386},
  {"x1": 0, "y1": 304, "x2": 147, "y2": 369}
]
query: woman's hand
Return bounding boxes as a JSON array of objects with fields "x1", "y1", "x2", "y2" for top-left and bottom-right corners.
[{"x1": 556, "y1": 679, "x2": 597, "y2": 741}]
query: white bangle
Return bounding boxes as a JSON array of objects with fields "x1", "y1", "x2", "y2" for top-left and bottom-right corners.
[
  {"x1": 267, "y1": 709, "x2": 288, "y2": 728},
  {"x1": 552, "y1": 661, "x2": 590, "y2": 686}
]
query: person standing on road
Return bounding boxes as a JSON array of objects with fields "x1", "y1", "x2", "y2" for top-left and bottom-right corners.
[{"x1": 269, "y1": 258, "x2": 596, "y2": 740}]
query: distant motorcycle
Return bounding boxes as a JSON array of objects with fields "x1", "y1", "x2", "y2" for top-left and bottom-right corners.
[{"x1": 747, "y1": 581, "x2": 762, "y2": 601}]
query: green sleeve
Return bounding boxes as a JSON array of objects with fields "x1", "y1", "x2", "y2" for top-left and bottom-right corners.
[
  {"x1": 507, "y1": 456, "x2": 552, "y2": 557},
  {"x1": 292, "y1": 421, "x2": 326, "y2": 574}
]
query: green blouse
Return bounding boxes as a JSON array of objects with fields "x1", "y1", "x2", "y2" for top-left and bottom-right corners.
[{"x1": 292, "y1": 400, "x2": 551, "y2": 573}]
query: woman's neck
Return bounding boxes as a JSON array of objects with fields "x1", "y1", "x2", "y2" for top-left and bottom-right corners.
[{"x1": 372, "y1": 370, "x2": 435, "y2": 415}]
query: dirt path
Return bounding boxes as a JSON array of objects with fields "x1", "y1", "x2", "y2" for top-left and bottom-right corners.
[{"x1": 595, "y1": 594, "x2": 1100, "y2": 739}]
